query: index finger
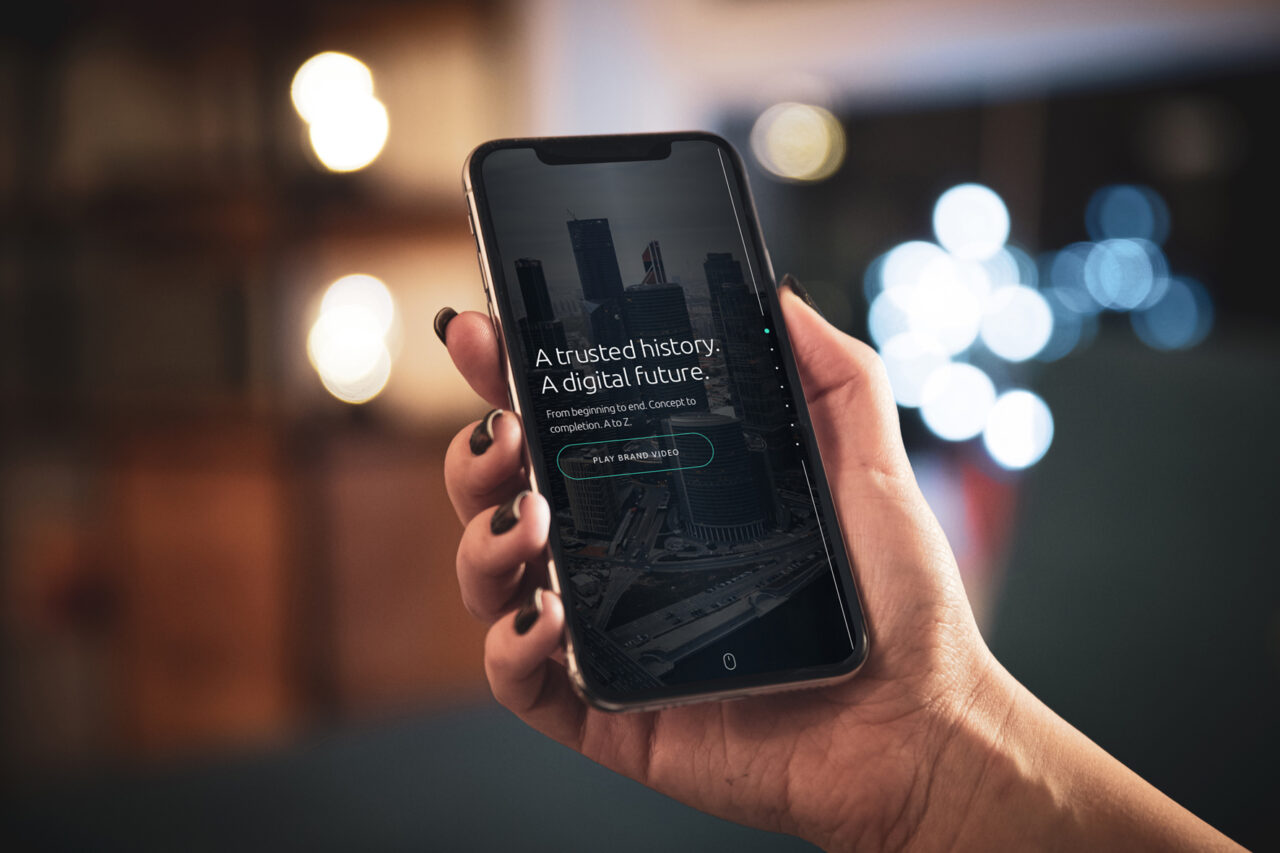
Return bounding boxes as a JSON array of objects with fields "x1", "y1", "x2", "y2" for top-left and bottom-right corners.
[{"x1": 438, "y1": 308, "x2": 509, "y2": 409}]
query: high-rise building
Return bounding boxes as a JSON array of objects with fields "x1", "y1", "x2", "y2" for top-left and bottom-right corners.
[
  {"x1": 560, "y1": 452, "x2": 621, "y2": 539},
  {"x1": 624, "y1": 280, "x2": 709, "y2": 418},
  {"x1": 666, "y1": 413, "x2": 768, "y2": 543},
  {"x1": 641, "y1": 240, "x2": 667, "y2": 285},
  {"x1": 568, "y1": 218, "x2": 625, "y2": 303},
  {"x1": 717, "y1": 279, "x2": 790, "y2": 438},
  {"x1": 703, "y1": 252, "x2": 744, "y2": 341},
  {"x1": 514, "y1": 258, "x2": 569, "y2": 366},
  {"x1": 515, "y1": 257, "x2": 555, "y2": 323}
]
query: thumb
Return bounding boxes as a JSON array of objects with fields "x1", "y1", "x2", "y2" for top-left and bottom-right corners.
[
  {"x1": 779, "y1": 282, "x2": 913, "y2": 490},
  {"x1": 779, "y1": 280, "x2": 966, "y2": 634}
]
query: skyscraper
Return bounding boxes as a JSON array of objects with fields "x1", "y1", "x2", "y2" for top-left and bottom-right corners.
[
  {"x1": 717, "y1": 279, "x2": 789, "y2": 436},
  {"x1": 666, "y1": 412, "x2": 768, "y2": 543},
  {"x1": 568, "y1": 218, "x2": 625, "y2": 302},
  {"x1": 641, "y1": 240, "x2": 667, "y2": 285},
  {"x1": 703, "y1": 252, "x2": 744, "y2": 342},
  {"x1": 624, "y1": 281, "x2": 709, "y2": 418},
  {"x1": 515, "y1": 257, "x2": 554, "y2": 323},
  {"x1": 560, "y1": 452, "x2": 622, "y2": 539},
  {"x1": 514, "y1": 256, "x2": 572, "y2": 505}
]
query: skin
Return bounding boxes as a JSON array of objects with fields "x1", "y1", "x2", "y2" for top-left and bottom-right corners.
[{"x1": 441, "y1": 288, "x2": 1242, "y2": 851}]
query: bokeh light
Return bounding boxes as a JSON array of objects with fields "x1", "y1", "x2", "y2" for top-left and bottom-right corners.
[
  {"x1": 1086, "y1": 184, "x2": 1170, "y2": 244},
  {"x1": 321, "y1": 273, "x2": 397, "y2": 335},
  {"x1": 1036, "y1": 288, "x2": 1097, "y2": 362},
  {"x1": 1131, "y1": 276, "x2": 1214, "y2": 350},
  {"x1": 308, "y1": 97, "x2": 389, "y2": 172},
  {"x1": 980, "y1": 286, "x2": 1053, "y2": 362},
  {"x1": 932, "y1": 184, "x2": 1010, "y2": 260},
  {"x1": 1083, "y1": 238, "x2": 1166, "y2": 311},
  {"x1": 1047, "y1": 242, "x2": 1102, "y2": 315},
  {"x1": 881, "y1": 241, "x2": 947, "y2": 294},
  {"x1": 881, "y1": 332, "x2": 948, "y2": 408},
  {"x1": 307, "y1": 273, "x2": 398, "y2": 404},
  {"x1": 908, "y1": 255, "x2": 984, "y2": 354},
  {"x1": 867, "y1": 288, "x2": 911, "y2": 348},
  {"x1": 291, "y1": 51, "x2": 388, "y2": 172},
  {"x1": 981, "y1": 247, "x2": 1021, "y2": 289},
  {"x1": 983, "y1": 390, "x2": 1054, "y2": 469},
  {"x1": 750, "y1": 102, "x2": 846, "y2": 182},
  {"x1": 290, "y1": 52, "x2": 374, "y2": 124},
  {"x1": 920, "y1": 363, "x2": 996, "y2": 441}
]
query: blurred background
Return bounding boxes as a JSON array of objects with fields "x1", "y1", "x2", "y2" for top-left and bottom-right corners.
[{"x1": 2, "y1": 0, "x2": 1278, "y2": 849}]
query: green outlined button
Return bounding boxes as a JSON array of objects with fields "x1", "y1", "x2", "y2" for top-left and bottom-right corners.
[{"x1": 556, "y1": 432, "x2": 714, "y2": 481}]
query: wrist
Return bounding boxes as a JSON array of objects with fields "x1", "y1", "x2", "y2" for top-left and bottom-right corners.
[{"x1": 900, "y1": 652, "x2": 1239, "y2": 853}]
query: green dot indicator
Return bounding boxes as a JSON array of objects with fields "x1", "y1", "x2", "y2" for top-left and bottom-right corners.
[{"x1": 764, "y1": 327, "x2": 771, "y2": 334}]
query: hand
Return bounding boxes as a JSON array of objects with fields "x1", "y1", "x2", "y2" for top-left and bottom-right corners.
[{"x1": 438, "y1": 285, "x2": 1240, "y2": 851}]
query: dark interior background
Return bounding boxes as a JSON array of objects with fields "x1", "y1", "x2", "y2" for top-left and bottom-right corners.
[{"x1": 2, "y1": 1, "x2": 1277, "y2": 850}]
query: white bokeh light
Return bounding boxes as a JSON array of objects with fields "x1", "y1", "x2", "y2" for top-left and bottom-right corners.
[
  {"x1": 317, "y1": 346, "x2": 392, "y2": 404},
  {"x1": 290, "y1": 52, "x2": 374, "y2": 124},
  {"x1": 920, "y1": 363, "x2": 996, "y2": 441},
  {"x1": 932, "y1": 184, "x2": 1010, "y2": 260},
  {"x1": 308, "y1": 96, "x2": 389, "y2": 172},
  {"x1": 880, "y1": 241, "x2": 947, "y2": 293},
  {"x1": 881, "y1": 332, "x2": 949, "y2": 408},
  {"x1": 906, "y1": 255, "x2": 984, "y2": 354},
  {"x1": 320, "y1": 273, "x2": 396, "y2": 334},
  {"x1": 308, "y1": 273, "x2": 399, "y2": 404},
  {"x1": 867, "y1": 288, "x2": 912, "y2": 348},
  {"x1": 980, "y1": 286, "x2": 1054, "y2": 362},
  {"x1": 308, "y1": 305, "x2": 387, "y2": 386},
  {"x1": 983, "y1": 390, "x2": 1054, "y2": 469},
  {"x1": 981, "y1": 248, "x2": 1021, "y2": 289}
]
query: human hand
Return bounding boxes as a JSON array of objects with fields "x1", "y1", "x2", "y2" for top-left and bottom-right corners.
[
  {"x1": 437, "y1": 281, "x2": 1239, "y2": 851},
  {"x1": 439, "y1": 283, "x2": 1006, "y2": 849}
]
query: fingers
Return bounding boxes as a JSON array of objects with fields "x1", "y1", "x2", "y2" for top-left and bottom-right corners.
[
  {"x1": 445, "y1": 407, "x2": 528, "y2": 525},
  {"x1": 484, "y1": 589, "x2": 587, "y2": 747},
  {"x1": 439, "y1": 309, "x2": 509, "y2": 409},
  {"x1": 779, "y1": 287, "x2": 913, "y2": 488},
  {"x1": 457, "y1": 490, "x2": 551, "y2": 622}
]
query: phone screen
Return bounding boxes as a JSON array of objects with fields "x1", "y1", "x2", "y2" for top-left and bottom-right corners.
[{"x1": 475, "y1": 137, "x2": 863, "y2": 705}]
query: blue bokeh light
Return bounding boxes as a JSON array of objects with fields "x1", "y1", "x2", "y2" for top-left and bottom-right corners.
[{"x1": 1131, "y1": 276, "x2": 1214, "y2": 350}]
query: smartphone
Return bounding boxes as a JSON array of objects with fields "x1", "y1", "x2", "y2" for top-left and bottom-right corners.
[{"x1": 463, "y1": 132, "x2": 868, "y2": 711}]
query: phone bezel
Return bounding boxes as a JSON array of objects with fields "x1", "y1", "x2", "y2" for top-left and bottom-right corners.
[{"x1": 462, "y1": 132, "x2": 869, "y2": 712}]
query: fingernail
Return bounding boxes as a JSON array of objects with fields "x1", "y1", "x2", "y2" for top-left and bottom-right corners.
[
  {"x1": 490, "y1": 489, "x2": 531, "y2": 535},
  {"x1": 470, "y1": 409, "x2": 503, "y2": 455},
  {"x1": 434, "y1": 307, "x2": 458, "y2": 344},
  {"x1": 780, "y1": 274, "x2": 823, "y2": 316},
  {"x1": 514, "y1": 588, "x2": 544, "y2": 636}
]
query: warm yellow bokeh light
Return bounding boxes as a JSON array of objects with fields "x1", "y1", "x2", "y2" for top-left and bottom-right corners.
[
  {"x1": 307, "y1": 96, "x2": 389, "y2": 173},
  {"x1": 291, "y1": 51, "x2": 388, "y2": 173},
  {"x1": 750, "y1": 102, "x2": 846, "y2": 183},
  {"x1": 290, "y1": 51, "x2": 374, "y2": 124}
]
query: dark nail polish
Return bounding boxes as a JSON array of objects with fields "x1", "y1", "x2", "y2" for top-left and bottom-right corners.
[
  {"x1": 434, "y1": 307, "x2": 458, "y2": 344},
  {"x1": 490, "y1": 489, "x2": 530, "y2": 535},
  {"x1": 470, "y1": 409, "x2": 503, "y2": 455},
  {"x1": 514, "y1": 588, "x2": 544, "y2": 636},
  {"x1": 780, "y1": 274, "x2": 823, "y2": 316}
]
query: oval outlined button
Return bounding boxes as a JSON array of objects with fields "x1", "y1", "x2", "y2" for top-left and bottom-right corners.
[
  {"x1": 556, "y1": 432, "x2": 714, "y2": 481},
  {"x1": 722, "y1": 652, "x2": 737, "y2": 671}
]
